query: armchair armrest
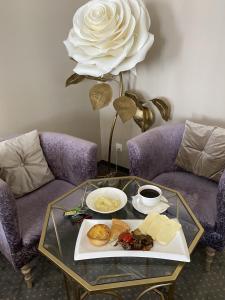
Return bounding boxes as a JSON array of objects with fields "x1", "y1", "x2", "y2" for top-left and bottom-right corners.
[
  {"x1": 40, "y1": 132, "x2": 97, "y2": 185},
  {"x1": 0, "y1": 179, "x2": 21, "y2": 265},
  {"x1": 127, "y1": 123, "x2": 185, "y2": 180},
  {"x1": 214, "y1": 169, "x2": 225, "y2": 247}
]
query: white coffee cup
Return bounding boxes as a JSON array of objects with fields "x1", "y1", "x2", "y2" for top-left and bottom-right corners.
[{"x1": 137, "y1": 185, "x2": 162, "y2": 207}]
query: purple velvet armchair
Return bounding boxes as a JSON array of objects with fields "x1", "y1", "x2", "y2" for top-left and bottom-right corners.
[
  {"x1": 127, "y1": 123, "x2": 225, "y2": 270},
  {"x1": 0, "y1": 132, "x2": 97, "y2": 287}
]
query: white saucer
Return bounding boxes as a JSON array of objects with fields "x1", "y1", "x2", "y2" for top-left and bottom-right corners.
[{"x1": 132, "y1": 195, "x2": 170, "y2": 215}]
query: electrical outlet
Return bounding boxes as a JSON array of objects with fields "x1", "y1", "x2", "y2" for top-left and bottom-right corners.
[{"x1": 115, "y1": 143, "x2": 122, "y2": 152}]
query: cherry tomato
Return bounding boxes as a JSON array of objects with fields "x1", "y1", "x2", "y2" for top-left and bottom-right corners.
[{"x1": 119, "y1": 232, "x2": 134, "y2": 243}]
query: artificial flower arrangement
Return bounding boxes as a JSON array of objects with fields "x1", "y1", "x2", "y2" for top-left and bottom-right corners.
[{"x1": 64, "y1": 0, "x2": 170, "y2": 166}]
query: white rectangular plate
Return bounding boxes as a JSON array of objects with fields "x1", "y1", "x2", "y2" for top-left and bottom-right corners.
[{"x1": 74, "y1": 219, "x2": 190, "y2": 262}]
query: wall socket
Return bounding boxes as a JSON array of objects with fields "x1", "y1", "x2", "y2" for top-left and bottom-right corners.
[{"x1": 115, "y1": 143, "x2": 122, "y2": 152}]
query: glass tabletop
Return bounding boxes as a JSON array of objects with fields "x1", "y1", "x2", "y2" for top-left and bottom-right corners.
[{"x1": 39, "y1": 176, "x2": 204, "y2": 291}]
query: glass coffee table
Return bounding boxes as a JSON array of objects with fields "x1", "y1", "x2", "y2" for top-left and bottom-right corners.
[{"x1": 39, "y1": 176, "x2": 204, "y2": 300}]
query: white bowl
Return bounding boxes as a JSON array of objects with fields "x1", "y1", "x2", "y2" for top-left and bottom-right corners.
[{"x1": 85, "y1": 187, "x2": 127, "y2": 214}]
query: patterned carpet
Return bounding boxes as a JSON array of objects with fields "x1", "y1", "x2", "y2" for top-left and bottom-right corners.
[{"x1": 0, "y1": 245, "x2": 225, "y2": 300}]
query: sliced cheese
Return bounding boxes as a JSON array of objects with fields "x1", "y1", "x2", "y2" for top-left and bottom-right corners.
[
  {"x1": 146, "y1": 215, "x2": 168, "y2": 240},
  {"x1": 156, "y1": 219, "x2": 181, "y2": 245},
  {"x1": 138, "y1": 212, "x2": 182, "y2": 245},
  {"x1": 138, "y1": 212, "x2": 158, "y2": 234}
]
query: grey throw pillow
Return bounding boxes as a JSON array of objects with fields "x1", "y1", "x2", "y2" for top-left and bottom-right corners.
[
  {"x1": 176, "y1": 120, "x2": 225, "y2": 182},
  {"x1": 0, "y1": 130, "x2": 55, "y2": 197}
]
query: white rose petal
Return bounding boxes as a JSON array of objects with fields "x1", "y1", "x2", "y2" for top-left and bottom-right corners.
[
  {"x1": 111, "y1": 33, "x2": 154, "y2": 75},
  {"x1": 90, "y1": 37, "x2": 134, "y2": 74},
  {"x1": 74, "y1": 63, "x2": 106, "y2": 77},
  {"x1": 64, "y1": 0, "x2": 154, "y2": 76}
]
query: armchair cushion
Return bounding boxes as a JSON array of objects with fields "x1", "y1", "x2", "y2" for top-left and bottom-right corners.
[
  {"x1": 0, "y1": 130, "x2": 54, "y2": 197},
  {"x1": 176, "y1": 120, "x2": 225, "y2": 182},
  {"x1": 153, "y1": 171, "x2": 218, "y2": 227},
  {"x1": 16, "y1": 179, "x2": 74, "y2": 245}
]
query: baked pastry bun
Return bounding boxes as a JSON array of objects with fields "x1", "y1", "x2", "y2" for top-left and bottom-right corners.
[{"x1": 87, "y1": 224, "x2": 111, "y2": 246}]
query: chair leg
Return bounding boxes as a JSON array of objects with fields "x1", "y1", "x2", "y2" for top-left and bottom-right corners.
[
  {"x1": 21, "y1": 264, "x2": 33, "y2": 288},
  {"x1": 206, "y1": 246, "x2": 216, "y2": 272}
]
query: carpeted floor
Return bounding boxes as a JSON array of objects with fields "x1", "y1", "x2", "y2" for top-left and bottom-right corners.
[{"x1": 1, "y1": 246, "x2": 225, "y2": 300}]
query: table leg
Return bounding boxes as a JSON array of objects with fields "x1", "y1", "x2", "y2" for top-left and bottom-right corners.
[
  {"x1": 168, "y1": 283, "x2": 175, "y2": 300},
  {"x1": 136, "y1": 284, "x2": 170, "y2": 300},
  {"x1": 80, "y1": 290, "x2": 123, "y2": 300},
  {"x1": 64, "y1": 274, "x2": 81, "y2": 300},
  {"x1": 63, "y1": 278, "x2": 173, "y2": 300},
  {"x1": 64, "y1": 275, "x2": 71, "y2": 300},
  {"x1": 74, "y1": 285, "x2": 81, "y2": 300}
]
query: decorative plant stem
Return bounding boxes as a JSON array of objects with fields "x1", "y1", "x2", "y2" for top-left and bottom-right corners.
[
  {"x1": 107, "y1": 113, "x2": 118, "y2": 173},
  {"x1": 107, "y1": 73, "x2": 124, "y2": 173},
  {"x1": 65, "y1": 70, "x2": 171, "y2": 175}
]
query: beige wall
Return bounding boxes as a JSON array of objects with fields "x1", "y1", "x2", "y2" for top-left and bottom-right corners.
[
  {"x1": 1, "y1": 0, "x2": 225, "y2": 167},
  {"x1": 0, "y1": 1, "x2": 101, "y2": 149},
  {"x1": 100, "y1": 0, "x2": 225, "y2": 167}
]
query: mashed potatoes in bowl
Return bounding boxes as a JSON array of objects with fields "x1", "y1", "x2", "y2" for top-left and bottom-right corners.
[
  {"x1": 86, "y1": 187, "x2": 127, "y2": 214},
  {"x1": 95, "y1": 196, "x2": 120, "y2": 212}
]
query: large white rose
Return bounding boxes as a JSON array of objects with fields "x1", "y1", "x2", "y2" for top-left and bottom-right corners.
[{"x1": 64, "y1": 0, "x2": 154, "y2": 77}]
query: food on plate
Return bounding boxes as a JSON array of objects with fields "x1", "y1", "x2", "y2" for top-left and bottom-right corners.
[
  {"x1": 115, "y1": 230, "x2": 154, "y2": 251},
  {"x1": 138, "y1": 212, "x2": 181, "y2": 245},
  {"x1": 138, "y1": 212, "x2": 158, "y2": 235},
  {"x1": 156, "y1": 219, "x2": 181, "y2": 245},
  {"x1": 110, "y1": 218, "x2": 130, "y2": 241},
  {"x1": 86, "y1": 219, "x2": 154, "y2": 252},
  {"x1": 94, "y1": 196, "x2": 120, "y2": 212},
  {"x1": 87, "y1": 224, "x2": 111, "y2": 246}
]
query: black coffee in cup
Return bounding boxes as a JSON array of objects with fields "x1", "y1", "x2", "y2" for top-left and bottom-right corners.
[{"x1": 140, "y1": 189, "x2": 160, "y2": 198}]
